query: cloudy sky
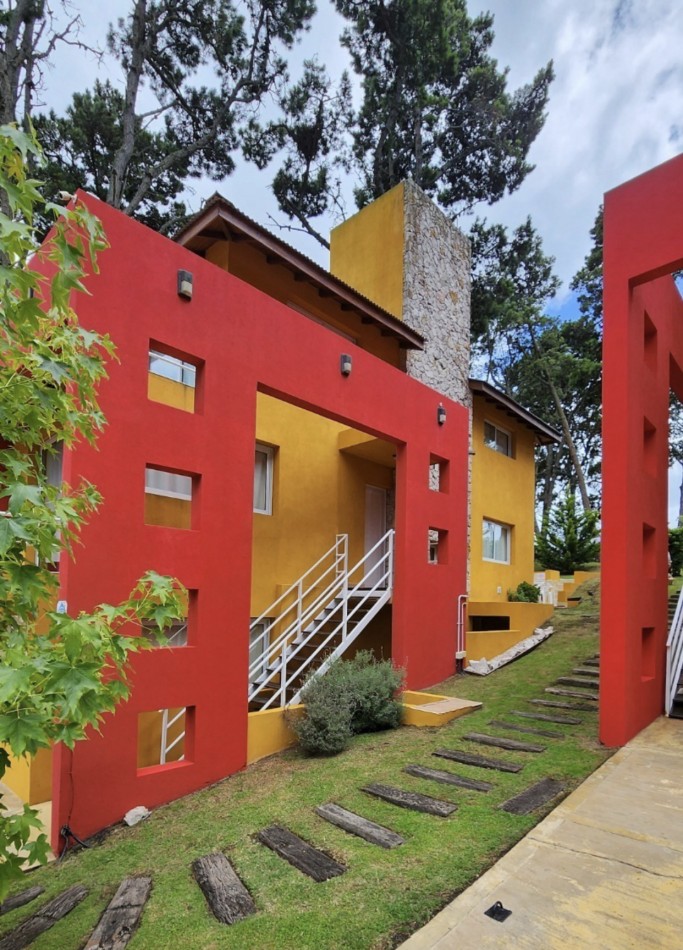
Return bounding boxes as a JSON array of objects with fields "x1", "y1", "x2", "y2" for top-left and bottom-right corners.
[
  {"x1": 41, "y1": 0, "x2": 683, "y2": 515},
  {"x1": 42, "y1": 0, "x2": 683, "y2": 293}
]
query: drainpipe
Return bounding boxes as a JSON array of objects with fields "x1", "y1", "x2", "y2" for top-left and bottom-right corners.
[{"x1": 456, "y1": 594, "x2": 468, "y2": 672}]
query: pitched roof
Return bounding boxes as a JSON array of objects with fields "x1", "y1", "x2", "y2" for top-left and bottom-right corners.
[
  {"x1": 468, "y1": 378, "x2": 562, "y2": 445},
  {"x1": 174, "y1": 194, "x2": 425, "y2": 350}
]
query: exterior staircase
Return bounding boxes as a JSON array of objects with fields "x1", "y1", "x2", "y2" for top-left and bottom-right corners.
[
  {"x1": 666, "y1": 589, "x2": 683, "y2": 718},
  {"x1": 248, "y1": 531, "x2": 394, "y2": 711}
]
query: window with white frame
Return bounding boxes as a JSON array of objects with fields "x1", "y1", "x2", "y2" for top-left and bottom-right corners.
[
  {"x1": 482, "y1": 519, "x2": 510, "y2": 563},
  {"x1": 483, "y1": 421, "x2": 512, "y2": 457},
  {"x1": 254, "y1": 444, "x2": 274, "y2": 514},
  {"x1": 145, "y1": 467, "x2": 192, "y2": 500},
  {"x1": 149, "y1": 350, "x2": 197, "y2": 388}
]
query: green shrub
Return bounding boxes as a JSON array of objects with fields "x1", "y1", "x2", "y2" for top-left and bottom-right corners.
[
  {"x1": 669, "y1": 527, "x2": 683, "y2": 577},
  {"x1": 535, "y1": 492, "x2": 600, "y2": 574},
  {"x1": 291, "y1": 652, "x2": 404, "y2": 756},
  {"x1": 507, "y1": 581, "x2": 541, "y2": 603},
  {"x1": 292, "y1": 680, "x2": 354, "y2": 755}
]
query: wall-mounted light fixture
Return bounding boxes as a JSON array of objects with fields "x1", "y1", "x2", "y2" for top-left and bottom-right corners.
[
  {"x1": 177, "y1": 269, "x2": 194, "y2": 300},
  {"x1": 437, "y1": 404, "x2": 447, "y2": 425},
  {"x1": 340, "y1": 353, "x2": 352, "y2": 376}
]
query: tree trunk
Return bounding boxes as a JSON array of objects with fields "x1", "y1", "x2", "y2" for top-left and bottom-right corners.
[
  {"x1": 108, "y1": 0, "x2": 148, "y2": 209},
  {"x1": 528, "y1": 330, "x2": 592, "y2": 512}
]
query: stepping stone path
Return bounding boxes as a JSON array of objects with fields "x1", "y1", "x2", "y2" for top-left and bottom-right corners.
[
  {"x1": 511, "y1": 710, "x2": 582, "y2": 726},
  {"x1": 404, "y1": 764, "x2": 493, "y2": 792},
  {"x1": 464, "y1": 732, "x2": 546, "y2": 754},
  {"x1": 192, "y1": 854, "x2": 256, "y2": 925},
  {"x1": 84, "y1": 876, "x2": 152, "y2": 949},
  {"x1": 555, "y1": 676, "x2": 600, "y2": 690},
  {"x1": 362, "y1": 783, "x2": 457, "y2": 816},
  {"x1": 0, "y1": 889, "x2": 43, "y2": 916},
  {"x1": 256, "y1": 825, "x2": 345, "y2": 882},
  {"x1": 0, "y1": 652, "x2": 605, "y2": 944},
  {"x1": 500, "y1": 778, "x2": 566, "y2": 815},
  {"x1": 433, "y1": 749, "x2": 524, "y2": 773},
  {"x1": 531, "y1": 699, "x2": 596, "y2": 712},
  {"x1": 0, "y1": 884, "x2": 87, "y2": 950},
  {"x1": 545, "y1": 687, "x2": 599, "y2": 701},
  {"x1": 488, "y1": 720, "x2": 563, "y2": 740},
  {"x1": 316, "y1": 803, "x2": 404, "y2": 848}
]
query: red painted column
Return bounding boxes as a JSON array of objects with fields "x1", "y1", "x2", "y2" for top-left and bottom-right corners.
[{"x1": 601, "y1": 154, "x2": 683, "y2": 745}]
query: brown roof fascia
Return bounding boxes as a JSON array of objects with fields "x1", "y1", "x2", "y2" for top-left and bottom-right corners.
[
  {"x1": 468, "y1": 378, "x2": 562, "y2": 445},
  {"x1": 175, "y1": 195, "x2": 424, "y2": 351}
]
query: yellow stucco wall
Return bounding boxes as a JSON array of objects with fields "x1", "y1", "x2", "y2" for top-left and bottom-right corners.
[
  {"x1": 2, "y1": 748, "x2": 52, "y2": 805},
  {"x1": 144, "y1": 494, "x2": 191, "y2": 530},
  {"x1": 252, "y1": 393, "x2": 394, "y2": 616},
  {"x1": 469, "y1": 401, "x2": 537, "y2": 602},
  {"x1": 329, "y1": 183, "x2": 406, "y2": 319},
  {"x1": 247, "y1": 705, "x2": 304, "y2": 763},
  {"x1": 148, "y1": 374, "x2": 195, "y2": 413}
]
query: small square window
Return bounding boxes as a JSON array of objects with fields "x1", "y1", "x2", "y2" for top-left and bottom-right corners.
[
  {"x1": 484, "y1": 421, "x2": 512, "y2": 457},
  {"x1": 145, "y1": 466, "x2": 194, "y2": 529},
  {"x1": 254, "y1": 444, "x2": 274, "y2": 515},
  {"x1": 428, "y1": 527, "x2": 448, "y2": 565},
  {"x1": 428, "y1": 454, "x2": 449, "y2": 493},
  {"x1": 482, "y1": 519, "x2": 510, "y2": 563},
  {"x1": 137, "y1": 706, "x2": 192, "y2": 769},
  {"x1": 148, "y1": 346, "x2": 200, "y2": 413}
]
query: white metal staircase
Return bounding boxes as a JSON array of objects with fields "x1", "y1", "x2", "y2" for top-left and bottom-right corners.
[
  {"x1": 249, "y1": 530, "x2": 394, "y2": 710},
  {"x1": 666, "y1": 587, "x2": 683, "y2": 717}
]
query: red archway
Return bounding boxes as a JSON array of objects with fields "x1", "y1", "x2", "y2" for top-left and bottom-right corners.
[{"x1": 602, "y1": 154, "x2": 683, "y2": 745}]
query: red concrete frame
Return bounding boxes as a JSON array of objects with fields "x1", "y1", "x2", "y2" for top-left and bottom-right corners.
[
  {"x1": 50, "y1": 194, "x2": 469, "y2": 848},
  {"x1": 602, "y1": 153, "x2": 683, "y2": 746}
]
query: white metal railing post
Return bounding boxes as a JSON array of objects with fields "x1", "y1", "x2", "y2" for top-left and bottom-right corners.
[
  {"x1": 666, "y1": 586, "x2": 683, "y2": 713},
  {"x1": 388, "y1": 529, "x2": 394, "y2": 590},
  {"x1": 296, "y1": 579, "x2": 303, "y2": 637},
  {"x1": 159, "y1": 708, "x2": 169, "y2": 765},
  {"x1": 280, "y1": 640, "x2": 288, "y2": 707}
]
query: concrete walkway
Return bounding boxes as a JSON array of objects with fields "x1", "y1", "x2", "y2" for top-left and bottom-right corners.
[{"x1": 401, "y1": 716, "x2": 683, "y2": 949}]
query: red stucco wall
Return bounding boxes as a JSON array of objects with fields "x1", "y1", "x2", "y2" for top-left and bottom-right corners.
[
  {"x1": 51, "y1": 194, "x2": 469, "y2": 847},
  {"x1": 602, "y1": 153, "x2": 683, "y2": 746}
]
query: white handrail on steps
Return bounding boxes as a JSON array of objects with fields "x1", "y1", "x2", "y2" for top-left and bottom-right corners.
[
  {"x1": 253, "y1": 529, "x2": 394, "y2": 711},
  {"x1": 666, "y1": 587, "x2": 683, "y2": 714},
  {"x1": 249, "y1": 535, "x2": 348, "y2": 684},
  {"x1": 159, "y1": 707, "x2": 186, "y2": 764}
]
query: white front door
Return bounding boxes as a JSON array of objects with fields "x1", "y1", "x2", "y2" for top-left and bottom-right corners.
[{"x1": 364, "y1": 485, "x2": 387, "y2": 588}]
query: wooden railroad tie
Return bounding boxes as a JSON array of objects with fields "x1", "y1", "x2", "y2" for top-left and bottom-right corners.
[
  {"x1": 315, "y1": 803, "x2": 404, "y2": 848},
  {"x1": 432, "y1": 749, "x2": 524, "y2": 773},
  {"x1": 256, "y1": 825, "x2": 345, "y2": 882},
  {"x1": 361, "y1": 783, "x2": 458, "y2": 816},
  {"x1": 192, "y1": 854, "x2": 256, "y2": 925},
  {"x1": 85, "y1": 876, "x2": 153, "y2": 949}
]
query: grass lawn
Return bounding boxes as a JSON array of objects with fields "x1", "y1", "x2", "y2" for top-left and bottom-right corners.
[{"x1": 0, "y1": 584, "x2": 611, "y2": 949}]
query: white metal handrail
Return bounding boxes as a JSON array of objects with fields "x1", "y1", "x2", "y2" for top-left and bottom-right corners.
[
  {"x1": 666, "y1": 587, "x2": 683, "y2": 713},
  {"x1": 254, "y1": 529, "x2": 394, "y2": 710},
  {"x1": 159, "y1": 707, "x2": 185, "y2": 764},
  {"x1": 249, "y1": 535, "x2": 348, "y2": 683}
]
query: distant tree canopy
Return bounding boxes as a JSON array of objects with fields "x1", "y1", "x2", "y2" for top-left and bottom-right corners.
[
  {"x1": 2, "y1": 0, "x2": 553, "y2": 238},
  {"x1": 3, "y1": 0, "x2": 316, "y2": 230}
]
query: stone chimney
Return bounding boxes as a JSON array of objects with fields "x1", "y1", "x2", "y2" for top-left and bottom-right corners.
[{"x1": 329, "y1": 179, "x2": 471, "y2": 407}]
